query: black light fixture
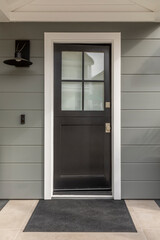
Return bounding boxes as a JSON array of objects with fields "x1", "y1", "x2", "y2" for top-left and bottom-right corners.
[{"x1": 3, "y1": 40, "x2": 33, "y2": 67}]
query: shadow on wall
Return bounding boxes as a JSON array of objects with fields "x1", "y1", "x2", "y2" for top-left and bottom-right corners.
[{"x1": 0, "y1": 22, "x2": 160, "y2": 39}]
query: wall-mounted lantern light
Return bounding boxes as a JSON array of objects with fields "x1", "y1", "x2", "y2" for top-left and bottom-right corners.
[{"x1": 3, "y1": 40, "x2": 33, "y2": 67}]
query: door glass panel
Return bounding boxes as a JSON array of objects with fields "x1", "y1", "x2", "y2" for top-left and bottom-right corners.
[
  {"x1": 84, "y1": 82, "x2": 104, "y2": 111},
  {"x1": 84, "y1": 52, "x2": 104, "y2": 80},
  {"x1": 62, "y1": 52, "x2": 82, "y2": 80},
  {"x1": 62, "y1": 82, "x2": 82, "y2": 110}
]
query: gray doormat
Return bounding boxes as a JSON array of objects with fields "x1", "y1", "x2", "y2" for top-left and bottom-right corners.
[
  {"x1": 155, "y1": 200, "x2": 160, "y2": 207},
  {"x1": 0, "y1": 200, "x2": 8, "y2": 210},
  {"x1": 24, "y1": 199, "x2": 136, "y2": 232}
]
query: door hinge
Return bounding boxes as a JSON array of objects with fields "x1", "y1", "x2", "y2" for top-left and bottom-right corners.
[{"x1": 105, "y1": 123, "x2": 111, "y2": 133}]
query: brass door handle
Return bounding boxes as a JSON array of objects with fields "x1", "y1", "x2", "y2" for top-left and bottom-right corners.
[{"x1": 105, "y1": 123, "x2": 111, "y2": 133}]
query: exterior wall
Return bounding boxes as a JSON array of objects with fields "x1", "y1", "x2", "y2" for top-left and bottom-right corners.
[{"x1": 0, "y1": 22, "x2": 160, "y2": 199}]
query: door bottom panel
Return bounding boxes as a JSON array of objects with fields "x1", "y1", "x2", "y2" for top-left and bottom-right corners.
[{"x1": 54, "y1": 175, "x2": 110, "y2": 190}]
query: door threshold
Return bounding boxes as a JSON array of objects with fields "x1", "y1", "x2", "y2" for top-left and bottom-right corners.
[{"x1": 52, "y1": 194, "x2": 113, "y2": 199}]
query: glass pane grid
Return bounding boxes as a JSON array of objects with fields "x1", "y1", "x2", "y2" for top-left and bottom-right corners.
[
  {"x1": 84, "y1": 52, "x2": 104, "y2": 81},
  {"x1": 84, "y1": 82, "x2": 104, "y2": 111},
  {"x1": 61, "y1": 82, "x2": 82, "y2": 111},
  {"x1": 62, "y1": 51, "x2": 82, "y2": 80},
  {"x1": 61, "y1": 50, "x2": 105, "y2": 112}
]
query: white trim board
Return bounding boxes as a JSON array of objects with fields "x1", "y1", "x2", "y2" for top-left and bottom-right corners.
[
  {"x1": 52, "y1": 195, "x2": 113, "y2": 199},
  {"x1": 44, "y1": 32, "x2": 121, "y2": 200}
]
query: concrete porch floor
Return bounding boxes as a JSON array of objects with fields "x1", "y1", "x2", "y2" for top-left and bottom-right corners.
[{"x1": 0, "y1": 200, "x2": 159, "y2": 240}]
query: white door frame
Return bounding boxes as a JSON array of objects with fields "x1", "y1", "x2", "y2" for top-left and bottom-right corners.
[{"x1": 44, "y1": 32, "x2": 121, "y2": 200}]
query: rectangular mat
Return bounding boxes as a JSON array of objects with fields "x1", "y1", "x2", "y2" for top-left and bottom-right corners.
[
  {"x1": 0, "y1": 200, "x2": 8, "y2": 211},
  {"x1": 24, "y1": 199, "x2": 136, "y2": 232},
  {"x1": 155, "y1": 200, "x2": 160, "y2": 207}
]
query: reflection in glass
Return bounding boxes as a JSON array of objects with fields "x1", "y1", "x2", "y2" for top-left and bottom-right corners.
[
  {"x1": 84, "y1": 52, "x2": 104, "y2": 80},
  {"x1": 62, "y1": 51, "x2": 82, "y2": 80},
  {"x1": 84, "y1": 82, "x2": 104, "y2": 111},
  {"x1": 62, "y1": 82, "x2": 82, "y2": 110}
]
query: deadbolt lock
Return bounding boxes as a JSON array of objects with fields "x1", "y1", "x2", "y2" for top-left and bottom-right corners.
[{"x1": 105, "y1": 123, "x2": 111, "y2": 133}]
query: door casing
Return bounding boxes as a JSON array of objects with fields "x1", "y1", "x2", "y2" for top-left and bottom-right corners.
[{"x1": 44, "y1": 32, "x2": 121, "y2": 200}]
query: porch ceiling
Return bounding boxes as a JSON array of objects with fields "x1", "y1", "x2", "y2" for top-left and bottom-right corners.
[{"x1": 0, "y1": 0, "x2": 160, "y2": 22}]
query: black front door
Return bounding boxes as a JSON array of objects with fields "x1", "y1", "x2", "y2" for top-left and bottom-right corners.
[{"x1": 54, "y1": 44, "x2": 111, "y2": 193}]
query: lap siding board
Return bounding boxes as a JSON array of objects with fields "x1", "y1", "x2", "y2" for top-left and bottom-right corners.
[{"x1": 0, "y1": 22, "x2": 160, "y2": 198}]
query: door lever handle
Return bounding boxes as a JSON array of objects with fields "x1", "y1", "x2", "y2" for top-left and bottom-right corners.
[{"x1": 105, "y1": 123, "x2": 111, "y2": 133}]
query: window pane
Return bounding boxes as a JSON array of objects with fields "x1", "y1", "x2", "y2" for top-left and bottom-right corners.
[
  {"x1": 84, "y1": 52, "x2": 104, "y2": 80},
  {"x1": 62, "y1": 82, "x2": 82, "y2": 110},
  {"x1": 62, "y1": 52, "x2": 82, "y2": 80},
  {"x1": 84, "y1": 82, "x2": 104, "y2": 111}
]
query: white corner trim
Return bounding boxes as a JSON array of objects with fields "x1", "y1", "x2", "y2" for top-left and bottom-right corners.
[
  {"x1": 112, "y1": 34, "x2": 121, "y2": 200},
  {"x1": 44, "y1": 32, "x2": 121, "y2": 200},
  {"x1": 44, "y1": 34, "x2": 54, "y2": 199}
]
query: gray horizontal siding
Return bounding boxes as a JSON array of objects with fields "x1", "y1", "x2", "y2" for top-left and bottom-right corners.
[
  {"x1": 122, "y1": 110, "x2": 160, "y2": 127},
  {"x1": 0, "y1": 128, "x2": 43, "y2": 145},
  {"x1": 31, "y1": 40, "x2": 43, "y2": 58},
  {"x1": 122, "y1": 40, "x2": 160, "y2": 57},
  {"x1": 122, "y1": 181, "x2": 160, "y2": 199},
  {"x1": 0, "y1": 181, "x2": 43, "y2": 199},
  {"x1": 122, "y1": 93, "x2": 160, "y2": 110},
  {"x1": 121, "y1": 28, "x2": 160, "y2": 199},
  {"x1": 0, "y1": 58, "x2": 43, "y2": 75},
  {"x1": 0, "y1": 93, "x2": 43, "y2": 110},
  {"x1": 0, "y1": 23, "x2": 45, "y2": 199},
  {"x1": 0, "y1": 75, "x2": 43, "y2": 93},
  {"x1": 0, "y1": 163, "x2": 43, "y2": 181},
  {"x1": 122, "y1": 75, "x2": 160, "y2": 92},
  {"x1": 0, "y1": 110, "x2": 43, "y2": 127},
  {"x1": 122, "y1": 146, "x2": 160, "y2": 163},
  {"x1": 122, "y1": 57, "x2": 160, "y2": 74},
  {"x1": 0, "y1": 22, "x2": 160, "y2": 40},
  {"x1": 122, "y1": 128, "x2": 160, "y2": 145},
  {"x1": 1, "y1": 22, "x2": 160, "y2": 199},
  {"x1": 122, "y1": 163, "x2": 160, "y2": 181},
  {"x1": 0, "y1": 146, "x2": 43, "y2": 163}
]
